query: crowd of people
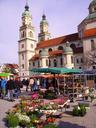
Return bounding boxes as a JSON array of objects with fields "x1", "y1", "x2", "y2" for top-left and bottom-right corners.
[
  {"x1": 0, "y1": 77, "x2": 22, "y2": 101},
  {"x1": 0, "y1": 76, "x2": 59, "y2": 101}
]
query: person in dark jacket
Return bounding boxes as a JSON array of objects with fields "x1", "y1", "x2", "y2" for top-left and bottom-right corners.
[{"x1": 7, "y1": 77, "x2": 15, "y2": 101}]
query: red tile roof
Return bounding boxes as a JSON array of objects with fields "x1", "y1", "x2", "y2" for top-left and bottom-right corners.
[
  {"x1": 36, "y1": 33, "x2": 79, "y2": 49},
  {"x1": 49, "y1": 50, "x2": 64, "y2": 57},
  {"x1": 5, "y1": 64, "x2": 19, "y2": 69},
  {"x1": 83, "y1": 28, "x2": 96, "y2": 38},
  {"x1": 30, "y1": 54, "x2": 40, "y2": 61}
]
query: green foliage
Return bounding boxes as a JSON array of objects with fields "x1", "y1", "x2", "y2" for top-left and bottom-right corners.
[
  {"x1": 6, "y1": 113, "x2": 19, "y2": 127},
  {"x1": 44, "y1": 123, "x2": 58, "y2": 128},
  {"x1": 30, "y1": 114, "x2": 38, "y2": 123},
  {"x1": 19, "y1": 120, "x2": 29, "y2": 127},
  {"x1": 44, "y1": 90, "x2": 56, "y2": 100},
  {"x1": 73, "y1": 105, "x2": 86, "y2": 116}
]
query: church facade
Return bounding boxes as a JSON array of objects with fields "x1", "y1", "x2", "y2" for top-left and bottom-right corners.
[{"x1": 18, "y1": 0, "x2": 96, "y2": 77}]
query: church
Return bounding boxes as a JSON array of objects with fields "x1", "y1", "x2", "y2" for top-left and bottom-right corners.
[{"x1": 18, "y1": 0, "x2": 96, "y2": 77}]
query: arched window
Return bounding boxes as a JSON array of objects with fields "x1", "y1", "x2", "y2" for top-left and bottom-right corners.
[
  {"x1": 58, "y1": 46, "x2": 63, "y2": 50},
  {"x1": 39, "y1": 50, "x2": 42, "y2": 54},
  {"x1": 29, "y1": 31, "x2": 33, "y2": 37},
  {"x1": 48, "y1": 48, "x2": 52, "y2": 52},
  {"x1": 60, "y1": 57, "x2": 63, "y2": 66},
  {"x1": 22, "y1": 31, "x2": 25, "y2": 38},
  {"x1": 49, "y1": 59, "x2": 51, "y2": 67},
  {"x1": 54, "y1": 59, "x2": 57, "y2": 67},
  {"x1": 46, "y1": 59, "x2": 48, "y2": 66},
  {"x1": 70, "y1": 43, "x2": 76, "y2": 51},
  {"x1": 22, "y1": 54, "x2": 24, "y2": 60}
]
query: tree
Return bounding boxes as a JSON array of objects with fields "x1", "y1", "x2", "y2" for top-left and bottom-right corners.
[{"x1": 84, "y1": 50, "x2": 96, "y2": 68}]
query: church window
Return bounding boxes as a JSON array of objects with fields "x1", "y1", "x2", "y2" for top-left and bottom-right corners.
[
  {"x1": 58, "y1": 46, "x2": 63, "y2": 50},
  {"x1": 28, "y1": 31, "x2": 33, "y2": 37},
  {"x1": 31, "y1": 44, "x2": 33, "y2": 48},
  {"x1": 54, "y1": 59, "x2": 57, "y2": 67},
  {"x1": 81, "y1": 58, "x2": 83, "y2": 63},
  {"x1": 76, "y1": 58, "x2": 79, "y2": 63},
  {"x1": 22, "y1": 31, "x2": 25, "y2": 38},
  {"x1": 71, "y1": 56, "x2": 74, "y2": 63},
  {"x1": 49, "y1": 59, "x2": 51, "y2": 66},
  {"x1": 39, "y1": 50, "x2": 42, "y2": 53},
  {"x1": 22, "y1": 54, "x2": 24, "y2": 60},
  {"x1": 46, "y1": 59, "x2": 48, "y2": 66},
  {"x1": 48, "y1": 48, "x2": 52, "y2": 52},
  {"x1": 60, "y1": 57, "x2": 63, "y2": 66},
  {"x1": 21, "y1": 44, "x2": 24, "y2": 48},
  {"x1": 33, "y1": 62, "x2": 35, "y2": 66},
  {"x1": 91, "y1": 39, "x2": 95, "y2": 50},
  {"x1": 38, "y1": 61, "x2": 40, "y2": 67},
  {"x1": 22, "y1": 64, "x2": 24, "y2": 69}
]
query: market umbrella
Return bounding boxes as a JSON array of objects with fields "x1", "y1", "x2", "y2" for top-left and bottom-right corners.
[{"x1": 0, "y1": 73, "x2": 12, "y2": 77}]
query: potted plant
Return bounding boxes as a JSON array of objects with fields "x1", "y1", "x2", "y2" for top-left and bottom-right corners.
[{"x1": 6, "y1": 113, "x2": 19, "y2": 127}]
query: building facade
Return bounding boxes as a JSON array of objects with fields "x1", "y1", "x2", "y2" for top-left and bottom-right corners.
[{"x1": 18, "y1": 0, "x2": 96, "y2": 77}]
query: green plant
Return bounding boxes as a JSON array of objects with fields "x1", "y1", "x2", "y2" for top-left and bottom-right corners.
[
  {"x1": 73, "y1": 106, "x2": 80, "y2": 116},
  {"x1": 19, "y1": 120, "x2": 29, "y2": 127},
  {"x1": 44, "y1": 123, "x2": 58, "y2": 128},
  {"x1": 44, "y1": 90, "x2": 56, "y2": 100},
  {"x1": 30, "y1": 114, "x2": 38, "y2": 123},
  {"x1": 6, "y1": 113, "x2": 19, "y2": 127},
  {"x1": 73, "y1": 105, "x2": 86, "y2": 116}
]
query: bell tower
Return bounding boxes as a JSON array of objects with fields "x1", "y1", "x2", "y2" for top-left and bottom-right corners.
[
  {"x1": 18, "y1": 1, "x2": 36, "y2": 78},
  {"x1": 38, "y1": 14, "x2": 51, "y2": 42}
]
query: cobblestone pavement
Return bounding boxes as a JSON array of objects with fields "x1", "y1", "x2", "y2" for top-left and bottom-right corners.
[
  {"x1": 0, "y1": 88, "x2": 96, "y2": 128},
  {"x1": 56, "y1": 100, "x2": 96, "y2": 128},
  {"x1": 0, "y1": 99, "x2": 19, "y2": 128}
]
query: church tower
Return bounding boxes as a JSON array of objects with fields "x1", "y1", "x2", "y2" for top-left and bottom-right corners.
[
  {"x1": 18, "y1": 1, "x2": 36, "y2": 78},
  {"x1": 38, "y1": 14, "x2": 51, "y2": 42}
]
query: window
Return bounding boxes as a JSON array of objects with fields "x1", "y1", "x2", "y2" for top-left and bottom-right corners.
[
  {"x1": 58, "y1": 46, "x2": 63, "y2": 50},
  {"x1": 81, "y1": 58, "x2": 83, "y2": 63},
  {"x1": 46, "y1": 59, "x2": 48, "y2": 66},
  {"x1": 21, "y1": 31, "x2": 25, "y2": 38},
  {"x1": 54, "y1": 59, "x2": 57, "y2": 67},
  {"x1": 60, "y1": 57, "x2": 63, "y2": 66},
  {"x1": 39, "y1": 50, "x2": 42, "y2": 53},
  {"x1": 91, "y1": 39, "x2": 95, "y2": 50},
  {"x1": 22, "y1": 64, "x2": 24, "y2": 69},
  {"x1": 31, "y1": 44, "x2": 33, "y2": 48},
  {"x1": 48, "y1": 48, "x2": 52, "y2": 52},
  {"x1": 76, "y1": 59, "x2": 79, "y2": 63},
  {"x1": 29, "y1": 31, "x2": 33, "y2": 37},
  {"x1": 38, "y1": 61, "x2": 40, "y2": 67},
  {"x1": 93, "y1": 66, "x2": 96, "y2": 69},
  {"x1": 71, "y1": 56, "x2": 73, "y2": 63},
  {"x1": 33, "y1": 62, "x2": 35, "y2": 66},
  {"x1": 49, "y1": 59, "x2": 51, "y2": 66},
  {"x1": 22, "y1": 54, "x2": 24, "y2": 60},
  {"x1": 21, "y1": 44, "x2": 24, "y2": 48},
  {"x1": 79, "y1": 67, "x2": 81, "y2": 69},
  {"x1": 29, "y1": 63, "x2": 31, "y2": 66}
]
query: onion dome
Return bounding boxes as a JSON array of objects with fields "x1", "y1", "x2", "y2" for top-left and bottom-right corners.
[
  {"x1": 40, "y1": 14, "x2": 48, "y2": 25},
  {"x1": 22, "y1": 2, "x2": 31, "y2": 17},
  {"x1": 40, "y1": 49, "x2": 48, "y2": 56},
  {"x1": 65, "y1": 42, "x2": 73, "y2": 54}
]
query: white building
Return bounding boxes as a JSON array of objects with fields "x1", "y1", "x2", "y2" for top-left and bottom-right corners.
[{"x1": 18, "y1": 0, "x2": 96, "y2": 78}]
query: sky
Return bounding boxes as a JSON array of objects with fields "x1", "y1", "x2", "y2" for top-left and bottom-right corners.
[{"x1": 0, "y1": 0, "x2": 91, "y2": 65}]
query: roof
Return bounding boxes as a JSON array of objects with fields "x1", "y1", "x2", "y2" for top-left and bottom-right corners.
[
  {"x1": 30, "y1": 54, "x2": 40, "y2": 61},
  {"x1": 83, "y1": 28, "x2": 96, "y2": 38},
  {"x1": 5, "y1": 64, "x2": 19, "y2": 69},
  {"x1": 49, "y1": 50, "x2": 64, "y2": 57},
  {"x1": 36, "y1": 33, "x2": 79, "y2": 49}
]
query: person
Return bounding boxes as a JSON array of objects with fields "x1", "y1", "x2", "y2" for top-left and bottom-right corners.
[
  {"x1": 25, "y1": 78, "x2": 29, "y2": 92},
  {"x1": 7, "y1": 77, "x2": 15, "y2": 101},
  {"x1": 0, "y1": 77, "x2": 2, "y2": 97},
  {"x1": 29, "y1": 77, "x2": 34, "y2": 92},
  {"x1": 1, "y1": 78, "x2": 7, "y2": 99}
]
